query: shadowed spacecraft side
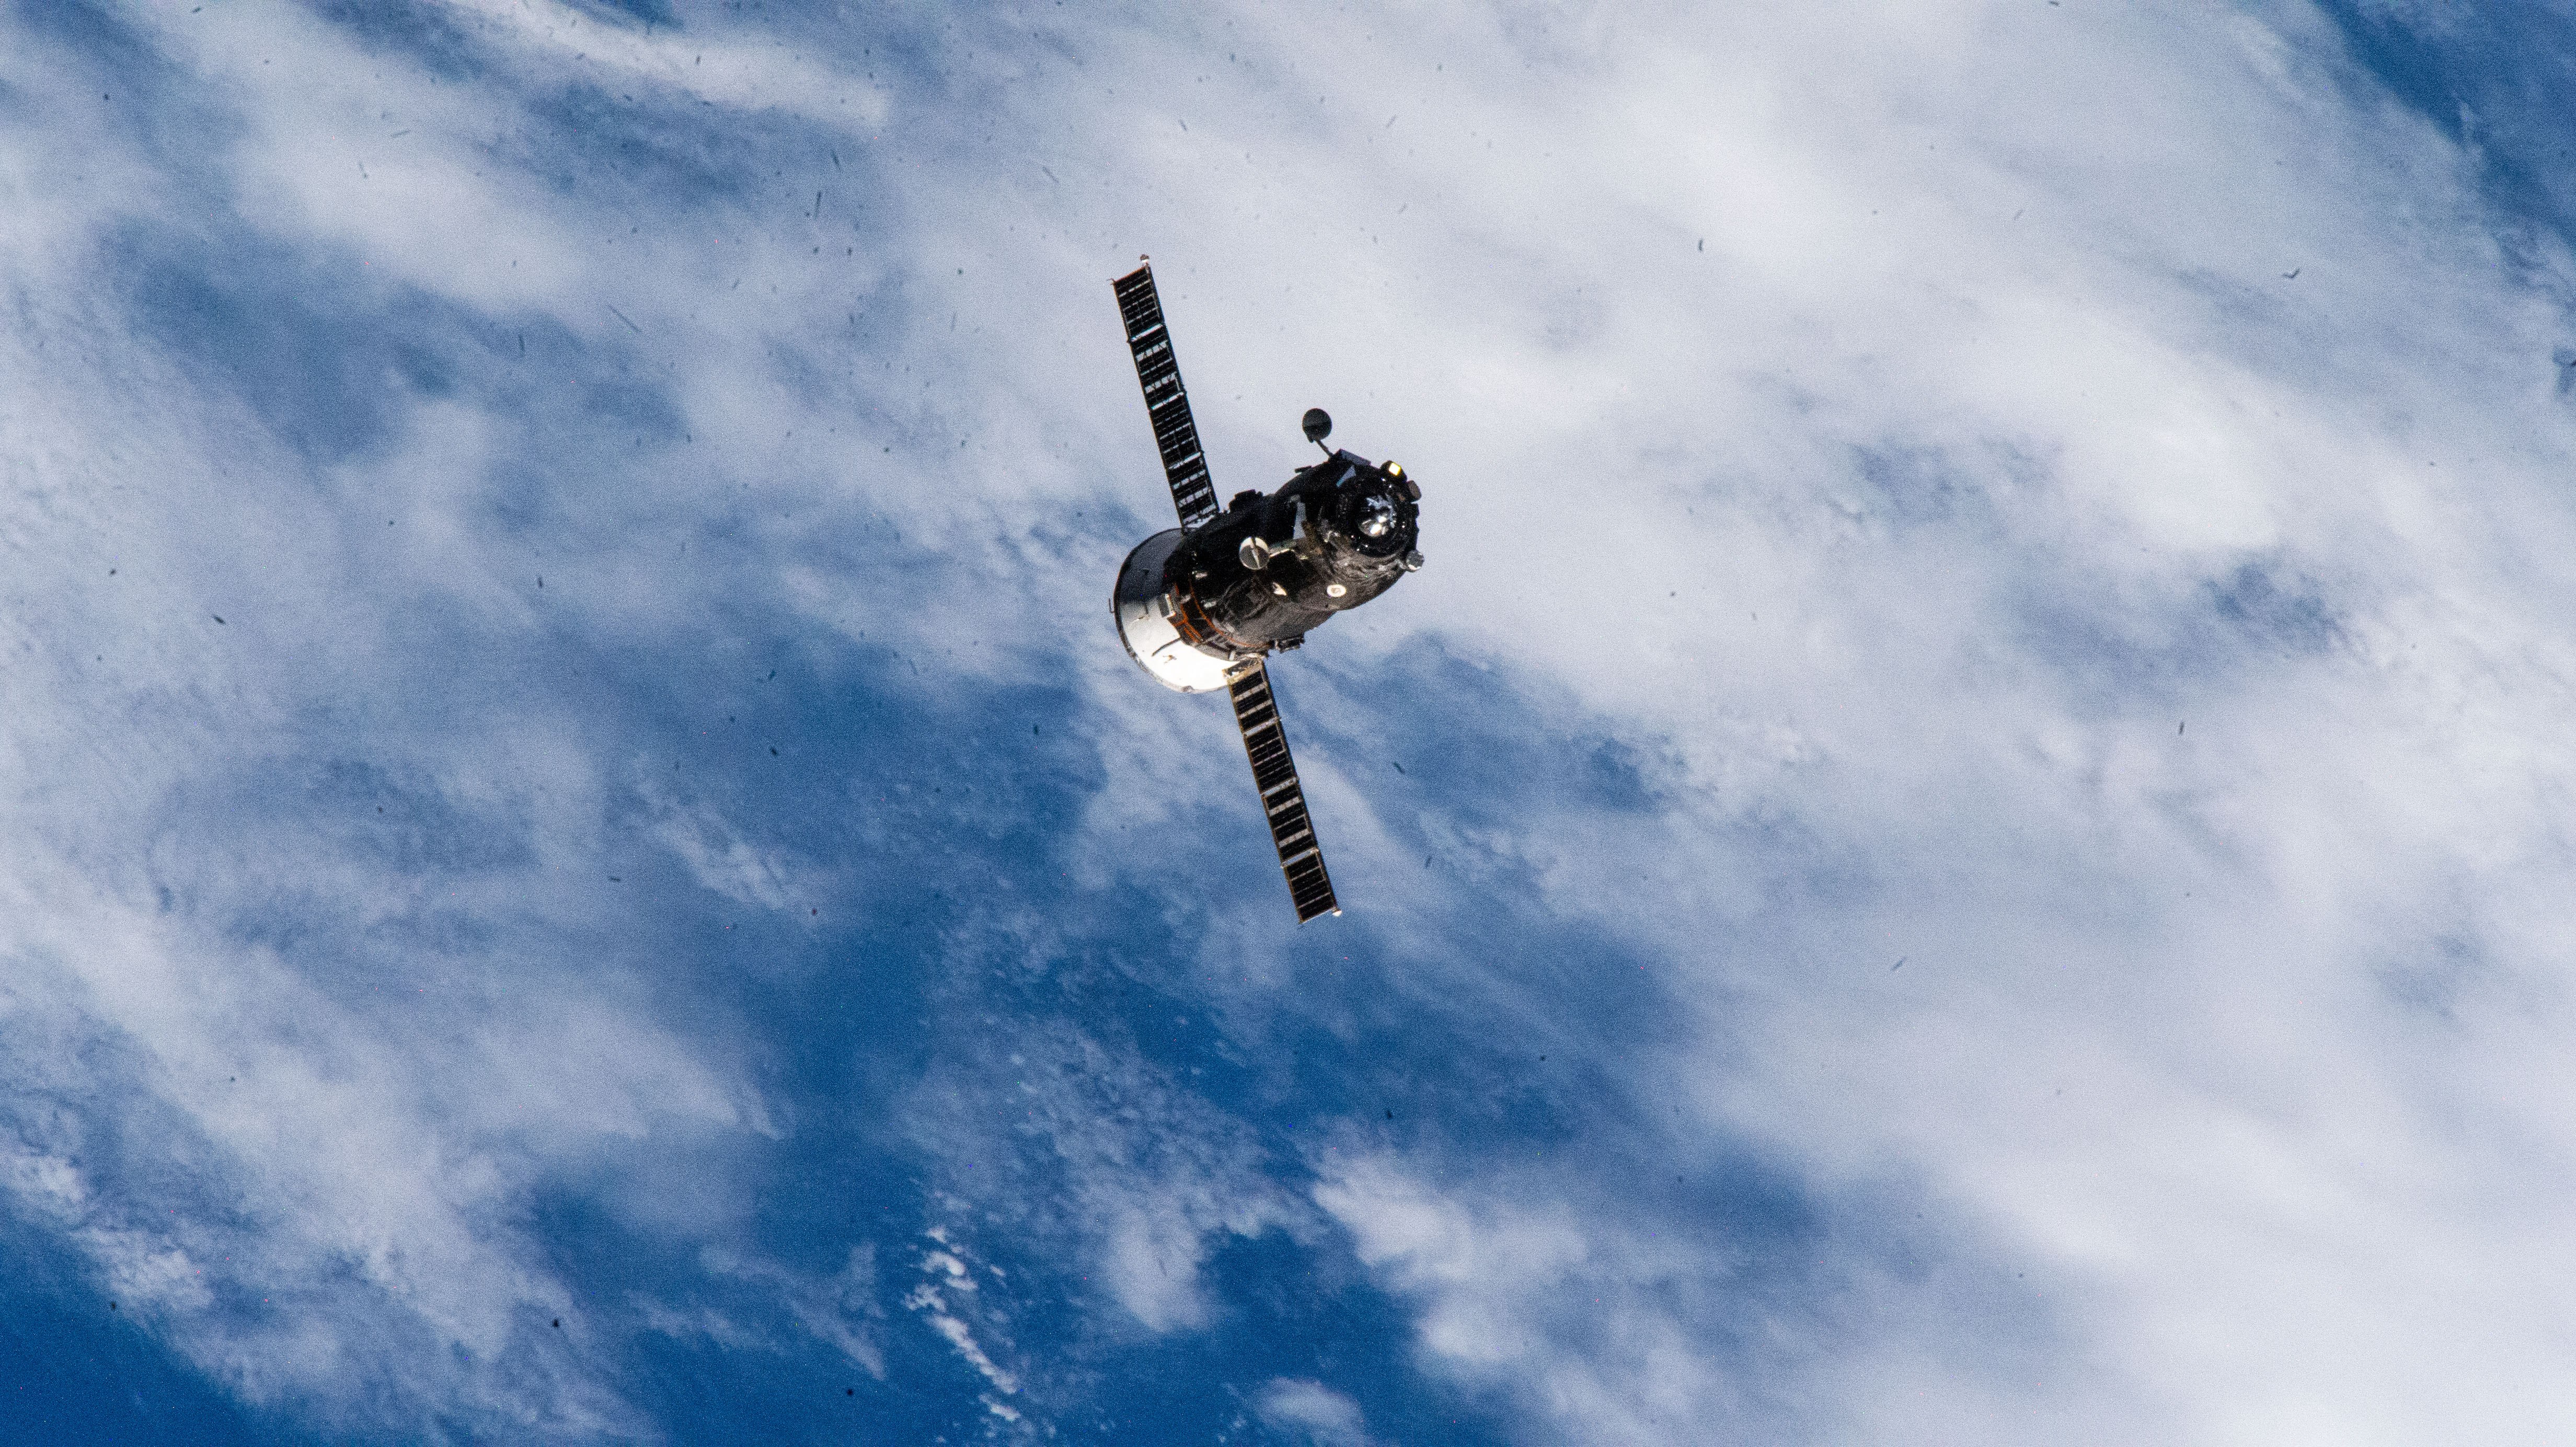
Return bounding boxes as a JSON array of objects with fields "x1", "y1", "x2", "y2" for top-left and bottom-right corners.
[{"x1": 1109, "y1": 260, "x2": 1424, "y2": 923}]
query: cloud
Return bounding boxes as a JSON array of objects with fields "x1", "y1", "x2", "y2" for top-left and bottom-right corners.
[
  {"x1": 904, "y1": 1018, "x2": 1303, "y2": 1342},
  {"x1": 1255, "y1": 1376, "x2": 1372, "y2": 1447},
  {"x1": 9, "y1": 0, "x2": 2576, "y2": 1442},
  {"x1": 903, "y1": 1230, "x2": 1018, "y2": 1403}
]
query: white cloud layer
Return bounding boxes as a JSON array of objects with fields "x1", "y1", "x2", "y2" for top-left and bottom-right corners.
[{"x1": 6, "y1": 0, "x2": 2576, "y2": 1441}]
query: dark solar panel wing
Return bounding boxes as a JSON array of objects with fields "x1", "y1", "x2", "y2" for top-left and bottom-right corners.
[
  {"x1": 1113, "y1": 263, "x2": 1222, "y2": 530},
  {"x1": 1227, "y1": 662, "x2": 1340, "y2": 922}
]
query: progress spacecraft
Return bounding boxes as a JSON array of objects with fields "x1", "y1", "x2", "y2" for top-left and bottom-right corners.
[{"x1": 1108, "y1": 261, "x2": 1423, "y2": 923}]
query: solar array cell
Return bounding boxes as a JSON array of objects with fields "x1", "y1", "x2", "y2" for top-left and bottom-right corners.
[
  {"x1": 1227, "y1": 663, "x2": 1339, "y2": 922},
  {"x1": 1113, "y1": 265, "x2": 1221, "y2": 530}
]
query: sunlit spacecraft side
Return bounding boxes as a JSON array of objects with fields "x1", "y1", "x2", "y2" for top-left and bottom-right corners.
[{"x1": 1107, "y1": 260, "x2": 1424, "y2": 922}]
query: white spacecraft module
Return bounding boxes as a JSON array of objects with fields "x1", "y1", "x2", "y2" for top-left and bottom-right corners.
[{"x1": 1109, "y1": 261, "x2": 1423, "y2": 922}]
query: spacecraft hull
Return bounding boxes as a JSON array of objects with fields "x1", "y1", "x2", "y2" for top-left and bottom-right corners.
[
  {"x1": 1195, "y1": 451, "x2": 1416, "y2": 623},
  {"x1": 1113, "y1": 529, "x2": 1241, "y2": 693},
  {"x1": 1113, "y1": 447, "x2": 1422, "y2": 693}
]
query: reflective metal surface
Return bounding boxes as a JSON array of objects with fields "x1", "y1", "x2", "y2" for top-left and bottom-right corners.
[{"x1": 1112, "y1": 529, "x2": 1237, "y2": 693}]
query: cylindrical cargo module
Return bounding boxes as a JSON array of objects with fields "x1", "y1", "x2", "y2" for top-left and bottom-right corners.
[
  {"x1": 1112, "y1": 528, "x2": 1241, "y2": 693},
  {"x1": 1112, "y1": 453, "x2": 1424, "y2": 692}
]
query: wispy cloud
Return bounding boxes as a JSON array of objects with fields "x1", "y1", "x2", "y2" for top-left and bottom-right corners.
[{"x1": 8, "y1": 0, "x2": 2576, "y2": 1441}]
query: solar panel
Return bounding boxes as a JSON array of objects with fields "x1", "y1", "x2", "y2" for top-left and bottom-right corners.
[
  {"x1": 1113, "y1": 263, "x2": 1222, "y2": 530},
  {"x1": 1227, "y1": 662, "x2": 1340, "y2": 922}
]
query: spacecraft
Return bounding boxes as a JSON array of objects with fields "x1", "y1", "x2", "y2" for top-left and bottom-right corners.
[{"x1": 1109, "y1": 261, "x2": 1423, "y2": 923}]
